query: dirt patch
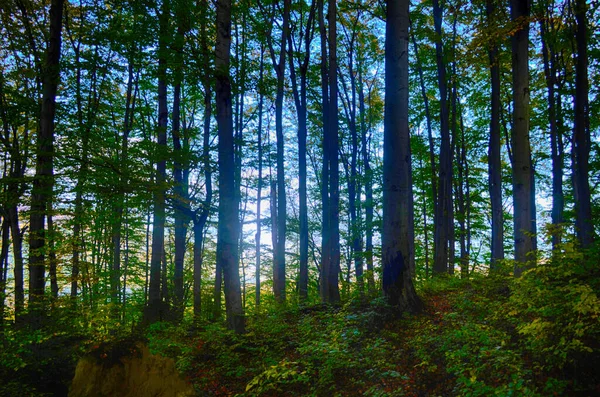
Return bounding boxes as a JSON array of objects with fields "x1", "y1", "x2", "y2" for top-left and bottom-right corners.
[{"x1": 69, "y1": 342, "x2": 194, "y2": 397}]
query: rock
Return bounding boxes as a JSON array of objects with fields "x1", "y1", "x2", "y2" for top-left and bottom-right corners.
[{"x1": 69, "y1": 343, "x2": 194, "y2": 397}]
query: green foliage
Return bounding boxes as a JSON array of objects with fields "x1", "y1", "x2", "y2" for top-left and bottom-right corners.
[{"x1": 509, "y1": 251, "x2": 600, "y2": 372}]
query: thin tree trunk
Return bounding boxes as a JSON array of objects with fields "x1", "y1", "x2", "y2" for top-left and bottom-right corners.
[
  {"x1": 358, "y1": 67, "x2": 375, "y2": 293},
  {"x1": 327, "y1": 0, "x2": 340, "y2": 303},
  {"x1": 173, "y1": 17, "x2": 190, "y2": 321},
  {"x1": 0, "y1": 219, "x2": 9, "y2": 324},
  {"x1": 487, "y1": 0, "x2": 504, "y2": 268},
  {"x1": 411, "y1": 34, "x2": 437, "y2": 210},
  {"x1": 432, "y1": 0, "x2": 452, "y2": 275},
  {"x1": 318, "y1": 0, "x2": 331, "y2": 302},
  {"x1": 538, "y1": 3, "x2": 563, "y2": 250},
  {"x1": 288, "y1": 0, "x2": 315, "y2": 303},
  {"x1": 48, "y1": 205, "x2": 58, "y2": 299},
  {"x1": 266, "y1": 0, "x2": 291, "y2": 303},
  {"x1": 194, "y1": 8, "x2": 213, "y2": 319},
  {"x1": 255, "y1": 49, "x2": 265, "y2": 308}
]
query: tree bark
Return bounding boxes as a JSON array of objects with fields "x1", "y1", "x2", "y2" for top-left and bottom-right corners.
[
  {"x1": 358, "y1": 67, "x2": 375, "y2": 293},
  {"x1": 255, "y1": 49, "x2": 265, "y2": 307},
  {"x1": 538, "y1": 3, "x2": 563, "y2": 250},
  {"x1": 487, "y1": 0, "x2": 504, "y2": 269},
  {"x1": 573, "y1": 0, "x2": 593, "y2": 248},
  {"x1": 145, "y1": 0, "x2": 169, "y2": 323},
  {"x1": 28, "y1": 0, "x2": 64, "y2": 316},
  {"x1": 216, "y1": 0, "x2": 245, "y2": 333},
  {"x1": 510, "y1": 0, "x2": 537, "y2": 274},
  {"x1": 288, "y1": 1, "x2": 315, "y2": 303},
  {"x1": 318, "y1": 0, "x2": 331, "y2": 302},
  {"x1": 327, "y1": 0, "x2": 340, "y2": 303},
  {"x1": 173, "y1": 13, "x2": 190, "y2": 320},
  {"x1": 382, "y1": 0, "x2": 421, "y2": 312},
  {"x1": 266, "y1": 0, "x2": 291, "y2": 303},
  {"x1": 194, "y1": 3, "x2": 213, "y2": 320},
  {"x1": 432, "y1": 0, "x2": 453, "y2": 275}
]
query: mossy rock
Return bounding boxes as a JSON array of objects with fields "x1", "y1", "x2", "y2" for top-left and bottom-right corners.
[{"x1": 69, "y1": 342, "x2": 194, "y2": 397}]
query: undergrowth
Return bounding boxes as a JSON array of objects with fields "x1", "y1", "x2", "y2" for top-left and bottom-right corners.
[{"x1": 1, "y1": 252, "x2": 599, "y2": 396}]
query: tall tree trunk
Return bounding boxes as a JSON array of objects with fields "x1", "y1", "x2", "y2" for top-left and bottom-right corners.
[
  {"x1": 29, "y1": 0, "x2": 64, "y2": 315},
  {"x1": 318, "y1": 0, "x2": 331, "y2": 302},
  {"x1": 327, "y1": 0, "x2": 340, "y2": 303},
  {"x1": 266, "y1": 0, "x2": 291, "y2": 303},
  {"x1": 411, "y1": 34, "x2": 438, "y2": 214},
  {"x1": 487, "y1": 0, "x2": 504, "y2": 268},
  {"x1": 194, "y1": 5, "x2": 213, "y2": 319},
  {"x1": 382, "y1": 0, "x2": 421, "y2": 312},
  {"x1": 216, "y1": 0, "x2": 244, "y2": 333},
  {"x1": 340, "y1": 27, "x2": 365, "y2": 295},
  {"x1": 432, "y1": 0, "x2": 452, "y2": 275},
  {"x1": 573, "y1": 0, "x2": 593, "y2": 248},
  {"x1": 358, "y1": 67, "x2": 375, "y2": 293},
  {"x1": 111, "y1": 61, "x2": 136, "y2": 312},
  {"x1": 538, "y1": 3, "x2": 563, "y2": 250},
  {"x1": 288, "y1": 1, "x2": 315, "y2": 303},
  {"x1": 255, "y1": 49, "x2": 265, "y2": 308},
  {"x1": 145, "y1": 0, "x2": 169, "y2": 323},
  {"x1": 510, "y1": 0, "x2": 536, "y2": 274},
  {"x1": 173, "y1": 15, "x2": 190, "y2": 321}
]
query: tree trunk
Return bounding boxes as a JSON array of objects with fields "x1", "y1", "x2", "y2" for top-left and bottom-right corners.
[
  {"x1": 382, "y1": 0, "x2": 421, "y2": 312},
  {"x1": 215, "y1": 0, "x2": 244, "y2": 333},
  {"x1": 573, "y1": 0, "x2": 593, "y2": 248},
  {"x1": 327, "y1": 0, "x2": 340, "y2": 303},
  {"x1": 173, "y1": 15, "x2": 190, "y2": 320},
  {"x1": 194, "y1": 11, "x2": 213, "y2": 319},
  {"x1": 28, "y1": 0, "x2": 64, "y2": 316},
  {"x1": 48, "y1": 206, "x2": 58, "y2": 299},
  {"x1": 487, "y1": 0, "x2": 504, "y2": 268},
  {"x1": 510, "y1": 0, "x2": 536, "y2": 274},
  {"x1": 538, "y1": 4, "x2": 563, "y2": 250},
  {"x1": 358, "y1": 67, "x2": 375, "y2": 293},
  {"x1": 255, "y1": 49, "x2": 265, "y2": 308},
  {"x1": 145, "y1": 0, "x2": 169, "y2": 323},
  {"x1": 0, "y1": 219, "x2": 9, "y2": 324},
  {"x1": 318, "y1": 0, "x2": 331, "y2": 302},
  {"x1": 266, "y1": 0, "x2": 291, "y2": 303},
  {"x1": 432, "y1": 0, "x2": 452, "y2": 275},
  {"x1": 288, "y1": 1, "x2": 315, "y2": 302}
]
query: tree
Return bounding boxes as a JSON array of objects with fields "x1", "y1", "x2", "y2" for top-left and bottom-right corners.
[
  {"x1": 319, "y1": 0, "x2": 341, "y2": 304},
  {"x1": 382, "y1": 0, "x2": 421, "y2": 311},
  {"x1": 572, "y1": 0, "x2": 594, "y2": 248},
  {"x1": 215, "y1": 0, "x2": 245, "y2": 333},
  {"x1": 145, "y1": 0, "x2": 170, "y2": 323},
  {"x1": 288, "y1": 0, "x2": 316, "y2": 302},
  {"x1": 432, "y1": 0, "x2": 453, "y2": 275},
  {"x1": 266, "y1": 0, "x2": 291, "y2": 304},
  {"x1": 510, "y1": 0, "x2": 536, "y2": 275},
  {"x1": 193, "y1": 0, "x2": 213, "y2": 321},
  {"x1": 28, "y1": 0, "x2": 65, "y2": 317},
  {"x1": 487, "y1": 0, "x2": 504, "y2": 268},
  {"x1": 172, "y1": 0, "x2": 192, "y2": 322}
]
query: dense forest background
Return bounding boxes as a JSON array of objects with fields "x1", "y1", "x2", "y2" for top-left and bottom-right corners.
[{"x1": 0, "y1": 0, "x2": 599, "y2": 395}]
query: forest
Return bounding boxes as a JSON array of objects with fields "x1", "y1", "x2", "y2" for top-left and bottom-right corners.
[{"x1": 0, "y1": 0, "x2": 599, "y2": 395}]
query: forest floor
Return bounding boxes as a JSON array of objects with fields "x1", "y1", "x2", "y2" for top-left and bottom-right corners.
[{"x1": 1, "y1": 261, "x2": 600, "y2": 396}]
